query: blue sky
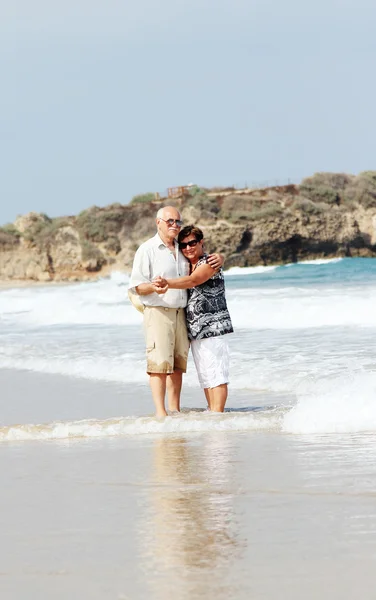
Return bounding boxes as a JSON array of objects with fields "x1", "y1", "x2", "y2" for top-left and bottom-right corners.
[{"x1": 1, "y1": 0, "x2": 375, "y2": 224}]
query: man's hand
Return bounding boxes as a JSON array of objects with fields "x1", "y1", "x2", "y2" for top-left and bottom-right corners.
[
  {"x1": 207, "y1": 253, "x2": 224, "y2": 270},
  {"x1": 152, "y1": 283, "x2": 168, "y2": 295}
]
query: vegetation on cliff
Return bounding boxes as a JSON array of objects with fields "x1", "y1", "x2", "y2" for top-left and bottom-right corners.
[
  {"x1": 1, "y1": 170, "x2": 376, "y2": 281},
  {"x1": 0, "y1": 224, "x2": 21, "y2": 250}
]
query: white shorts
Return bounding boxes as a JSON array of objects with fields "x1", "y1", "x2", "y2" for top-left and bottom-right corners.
[{"x1": 190, "y1": 336, "x2": 230, "y2": 389}]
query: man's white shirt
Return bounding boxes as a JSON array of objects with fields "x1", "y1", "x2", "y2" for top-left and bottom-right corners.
[{"x1": 129, "y1": 233, "x2": 189, "y2": 308}]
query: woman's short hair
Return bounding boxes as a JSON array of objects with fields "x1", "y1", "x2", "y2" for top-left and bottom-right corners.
[{"x1": 178, "y1": 225, "x2": 204, "y2": 244}]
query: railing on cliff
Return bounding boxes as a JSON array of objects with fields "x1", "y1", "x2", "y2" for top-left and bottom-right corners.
[
  {"x1": 167, "y1": 178, "x2": 298, "y2": 199},
  {"x1": 167, "y1": 186, "x2": 192, "y2": 198}
]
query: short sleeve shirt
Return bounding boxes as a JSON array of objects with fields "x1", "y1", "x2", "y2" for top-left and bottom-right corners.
[{"x1": 129, "y1": 233, "x2": 189, "y2": 308}]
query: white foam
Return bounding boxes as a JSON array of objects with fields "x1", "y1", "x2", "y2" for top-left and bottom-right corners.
[
  {"x1": 0, "y1": 277, "x2": 142, "y2": 327},
  {"x1": 1, "y1": 262, "x2": 376, "y2": 331},
  {"x1": 1, "y1": 322, "x2": 375, "y2": 395},
  {"x1": 2, "y1": 281, "x2": 376, "y2": 330},
  {"x1": 227, "y1": 286, "x2": 376, "y2": 329},
  {"x1": 107, "y1": 271, "x2": 130, "y2": 284},
  {"x1": 0, "y1": 353, "x2": 147, "y2": 385},
  {"x1": 283, "y1": 372, "x2": 376, "y2": 434},
  {"x1": 0, "y1": 350, "x2": 279, "y2": 391},
  {"x1": 224, "y1": 265, "x2": 278, "y2": 276},
  {"x1": 297, "y1": 258, "x2": 343, "y2": 266},
  {"x1": 0, "y1": 410, "x2": 283, "y2": 442}
]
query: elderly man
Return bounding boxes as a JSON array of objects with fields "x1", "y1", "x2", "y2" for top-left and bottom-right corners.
[{"x1": 129, "y1": 206, "x2": 222, "y2": 417}]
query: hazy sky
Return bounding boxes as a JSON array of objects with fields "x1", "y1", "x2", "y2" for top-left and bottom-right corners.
[{"x1": 1, "y1": 0, "x2": 375, "y2": 224}]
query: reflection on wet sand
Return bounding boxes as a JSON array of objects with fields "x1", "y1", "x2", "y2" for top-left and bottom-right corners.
[{"x1": 139, "y1": 434, "x2": 243, "y2": 600}]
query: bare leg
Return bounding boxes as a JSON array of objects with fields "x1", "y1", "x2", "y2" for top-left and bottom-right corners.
[
  {"x1": 166, "y1": 370, "x2": 183, "y2": 412},
  {"x1": 204, "y1": 388, "x2": 211, "y2": 410},
  {"x1": 205, "y1": 384, "x2": 228, "y2": 412},
  {"x1": 149, "y1": 373, "x2": 168, "y2": 417}
]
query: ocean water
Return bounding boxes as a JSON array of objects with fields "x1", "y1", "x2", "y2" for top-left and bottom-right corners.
[
  {"x1": 2, "y1": 258, "x2": 376, "y2": 599},
  {"x1": 1, "y1": 257, "x2": 376, "y2": 438}
]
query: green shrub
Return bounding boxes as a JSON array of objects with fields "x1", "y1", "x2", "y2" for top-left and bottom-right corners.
[
  {"x1": 209, "y1": 186, "x2": 236, "y2": 193},
  {"x1": 0, "y1": 229, "x2": 20, "y2": 249},
  {"x1": 222, "y1": 202, "x2": 284, "y2": 222},
  {"x1": 219, "y1": 193, "x2": 266, "y2": 220},
  {"x1": 187, "y1": 185, "x2": 204, "y2": 197},
  {"x1": 344, "y1": 171, "x2": 376, "y2": 209},
  {"x1": 81, "y1": 240, "x2": 106, "y2": 265},
  {"x1": 301, "y1": 172, "x2": 353, "y2": 190},
  {"x1": 0, "y1": 223, "x2": 21, "y2": 237},
  {"x1": 52, "y1": 217, "x2": 71, "y2": 228},
  {"x1": 292, "y1": 197, "x2": 328, "y2": 214},
  {"x1": 224, "y1": 211, "x2": 252, "y2": 222},
  {"x1": 107, "y1": 202, "x2": 123, "y2": 210},
  {"x1": 22, "y1": 217, "x2": 52, "y2": 244},
  {"x1": 23, "y1": 217, "x2": 71, "y2": 247},
  {"x1": 186, "y1": 188, "x2": 219, "y2": 214},
  {"x1": 300, "y1": 184, "x2": 340, "y2": 205},
  {"x1": 340, "y1": 196, "x2": 357, "y2": 210},
  {"x1": 78, "y1": 206, "x2": 99, "y2": 218},
  {"x1": 249, "y1": 203, "x2": 283, "y2": 219},
  {"x1": 104, "y1": 236, "x2": 121, "y2": 254},
  {"x1": 76, "y1": 208, "x2": 125, "y2": 242},
  {"x1": 130, "y1": 192, "x2": 155, "y2": 205}
]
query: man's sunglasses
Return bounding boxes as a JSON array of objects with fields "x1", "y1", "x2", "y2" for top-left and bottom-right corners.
[
  {"x1": 159, "y1": 218, "x2": 183, "y2": 227},
  {"x1": 179, "y1": 239, "x2": 199, "y2": 249}
]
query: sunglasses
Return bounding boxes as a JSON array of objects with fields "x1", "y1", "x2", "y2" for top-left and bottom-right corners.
[
  {"x1": 159, "y1": 218, "x2": 183, "y2": 227},
  {"x1": 179, "y1": 239, "x2": 199, "y2": 249}
]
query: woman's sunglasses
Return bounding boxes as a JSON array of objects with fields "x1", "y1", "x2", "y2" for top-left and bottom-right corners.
[{"x1": 179, "y1": 239, "x2": 199, "y2": 249}]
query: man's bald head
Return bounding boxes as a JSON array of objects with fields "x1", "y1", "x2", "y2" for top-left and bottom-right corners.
[
  {"x1": 156, "y1": 206, "x2": 181, "y2": 221},
  {"x1": 156, "y1": 206, "x2": 183, "y2": 245}
]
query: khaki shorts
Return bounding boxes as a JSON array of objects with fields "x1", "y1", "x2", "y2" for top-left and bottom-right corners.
[{"x1": 143, "y1": 307, "x2": 189, "y2": 374}]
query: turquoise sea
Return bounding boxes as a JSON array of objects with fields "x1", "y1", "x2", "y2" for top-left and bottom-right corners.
[{"x1": 1, "y1": 257, "x2": 376, "y2": 437}]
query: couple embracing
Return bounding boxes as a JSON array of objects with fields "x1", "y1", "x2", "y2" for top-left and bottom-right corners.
[{"x1": 129, "y1": 206, "x2": 233, "y2": 417}]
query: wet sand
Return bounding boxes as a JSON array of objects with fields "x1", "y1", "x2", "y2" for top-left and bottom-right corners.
[
  {"x1": 0, "y1": 280, "x2": 69, "y2": 290},
  {"x1": 1, "y1": 369, "x2": 376, "y2": 599}
]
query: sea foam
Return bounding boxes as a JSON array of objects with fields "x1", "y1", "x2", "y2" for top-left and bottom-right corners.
[
  {"x1": 0, "y1": 410, "x2": 283, "y2": 442},
  {"x1": 1, "y1": 276, "x2": 376, "y2": 330},
  {"x1": 283, "y1": 372, "x2": 376, "y2": 434}
]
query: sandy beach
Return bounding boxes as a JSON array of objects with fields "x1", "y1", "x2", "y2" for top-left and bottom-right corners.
[
  {"x1": 0, "y1": 279, "x2": 92, "y2": 290},
  {"x1": 1, "y1": 368, "x2": 376, "y2": 599}
]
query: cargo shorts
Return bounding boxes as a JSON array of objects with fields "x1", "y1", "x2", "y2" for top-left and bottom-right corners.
[{"x1": 143, "y1": 306, "x2": 189, "y2": 374}]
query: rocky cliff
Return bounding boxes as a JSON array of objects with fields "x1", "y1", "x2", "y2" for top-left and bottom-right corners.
[{"x1": 1, "y1": 172, "x2": 376, "y2": 282}]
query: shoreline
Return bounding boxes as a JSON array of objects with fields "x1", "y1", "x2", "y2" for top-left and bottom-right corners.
[
  {"x1": 0, "y1": 367, "x2": 149, "y2": 426},
  {"x1": 0, "y1": 280, "x2": 75, "y2": 290},
  {"x1": 0, "y1": 366, "x2": 287, "y2": 429},
  {"x1": 0, "y1": 268, "x2": 131, "y2": 290},
  {"x1": 2, "y1": 255, "x2": 373, "y2": 290},
  {"x1": 0, "y1": 277, "x2": 109, "y2": 290}
]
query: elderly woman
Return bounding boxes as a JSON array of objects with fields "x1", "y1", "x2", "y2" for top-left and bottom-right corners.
[{"x1": 154, "y1": 225, "x2": 233, "y2": 412}]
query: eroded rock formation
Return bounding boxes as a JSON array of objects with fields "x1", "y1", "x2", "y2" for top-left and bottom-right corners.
[{"x1": 1, "y1": 173, "x2": 376, "y2": 282}]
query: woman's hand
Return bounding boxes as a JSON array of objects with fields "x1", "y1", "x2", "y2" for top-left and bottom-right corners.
[
  {"x1": 207, "y1": 253, "x2": 224, "y2": 270},
  {"x1": 152, "y1": 277, "x2": 168, "y2": 294}
]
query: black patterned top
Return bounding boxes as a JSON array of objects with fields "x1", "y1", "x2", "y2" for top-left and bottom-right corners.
[{"x1": 185, "y1": 254, "x2": 233, "y2": 341}]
